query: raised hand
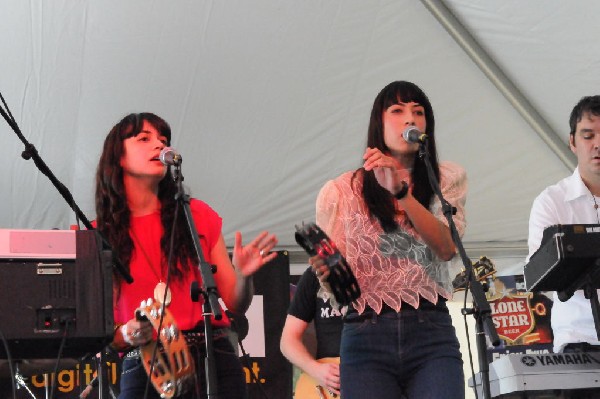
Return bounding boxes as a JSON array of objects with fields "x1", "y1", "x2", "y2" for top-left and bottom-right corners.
[{"x1": 232, "y1": 231, "x2": 278, "y2": 276}]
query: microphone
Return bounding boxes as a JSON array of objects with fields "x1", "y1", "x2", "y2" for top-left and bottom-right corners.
[
  {"x1": 159, "y1": 147, "x2": 182, "y2": 166},
  {"x1": 402, "y1": 126, "x2": 428, "y2": 144}
]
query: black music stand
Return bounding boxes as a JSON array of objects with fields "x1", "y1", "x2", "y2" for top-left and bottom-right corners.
[
  {"x1": 525, "y1": 224, "x2": 600, "y2": 341},
  {"x1": 537, "y1": 259, "x2": 600, "y2": 340}
]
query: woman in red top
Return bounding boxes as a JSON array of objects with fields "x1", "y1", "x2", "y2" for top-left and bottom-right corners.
[{"x1": 95, "y1": 112, "x2": 277, "y2": 399}]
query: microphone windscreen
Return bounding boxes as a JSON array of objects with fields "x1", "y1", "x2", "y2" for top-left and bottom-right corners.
[{"x1": 402, "y1": 126, "x2": 422, "y2": 143}]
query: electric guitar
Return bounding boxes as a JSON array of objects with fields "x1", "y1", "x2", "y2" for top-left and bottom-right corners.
[{"x1": 294, "y1": 357, "x2": 341, "y2": 399}]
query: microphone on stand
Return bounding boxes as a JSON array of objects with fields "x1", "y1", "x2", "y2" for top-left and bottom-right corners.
[
  {"x1": 159, "y1": 147, "x2": 182, "y2": 166},
  {"x1": 402, "y1": 126, "x2": 428, "y2": 144}
]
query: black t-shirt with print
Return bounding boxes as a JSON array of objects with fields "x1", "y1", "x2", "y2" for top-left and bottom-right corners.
[{"x1": 288, "y1": 267, "x2": 343, "y2": 359}]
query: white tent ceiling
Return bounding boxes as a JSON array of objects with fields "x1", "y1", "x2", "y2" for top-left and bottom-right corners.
[{"x1": 1, "y1": 0, "x2": 594, "y2": 268}]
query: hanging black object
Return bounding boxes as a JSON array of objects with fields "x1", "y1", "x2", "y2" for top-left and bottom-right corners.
[{"x1": 295, "y1": 222, "x2": 361, "y2": 306}]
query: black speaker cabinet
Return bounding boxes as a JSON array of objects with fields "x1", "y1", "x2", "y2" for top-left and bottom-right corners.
[{"x1": 0, "y1": 230, "x2": 113, "y2": 362}]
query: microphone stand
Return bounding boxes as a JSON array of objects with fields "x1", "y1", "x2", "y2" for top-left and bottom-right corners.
[
  {"x1": 417, "y1": 139, "x2": 500, "y2": 399},
  {"x1": 171, "y1": 162, "x2": 221, "y2": 399},
  {"x1": 0, "y1": 92, "x2": 132, "y2": 283}
]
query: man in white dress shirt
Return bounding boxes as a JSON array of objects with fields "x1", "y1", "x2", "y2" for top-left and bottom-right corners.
[{"x1": 527, "y1": 95, "x2": 600, "y2": 353}]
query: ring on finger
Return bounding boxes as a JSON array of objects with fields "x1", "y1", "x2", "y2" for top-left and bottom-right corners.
[{"x1": 259, "y1": 249, "x2": 265, "y2": 257}]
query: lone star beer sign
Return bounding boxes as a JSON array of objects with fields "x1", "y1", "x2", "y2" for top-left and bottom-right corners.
[{"x1": 490, "y1": 293, "x2": 535, "y2": 343}]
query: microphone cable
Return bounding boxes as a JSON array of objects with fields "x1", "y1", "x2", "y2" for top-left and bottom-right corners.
[
  {"x1": 0, "y1": 328, "x2": 17, "y2": 399},
  {"x1": 49, "y1": 318, "x2": 72, "y2": 399}
]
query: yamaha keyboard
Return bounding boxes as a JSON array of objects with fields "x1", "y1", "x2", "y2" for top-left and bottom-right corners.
[
  {"x1": 524, "y1": 224, "x2": 600, "y2": 292},
  {"x1": 469, "y1": 352, "x2": 600, "y2": 398}
]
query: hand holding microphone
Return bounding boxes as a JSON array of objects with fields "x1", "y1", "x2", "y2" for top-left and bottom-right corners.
[{"x1": 363, "y1": 147, "x2": 411, "y2": 197}]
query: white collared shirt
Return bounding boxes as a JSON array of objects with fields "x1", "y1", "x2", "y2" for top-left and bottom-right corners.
[{"x1": 527, "y1": 167, "x2": 600, "y2": 352}]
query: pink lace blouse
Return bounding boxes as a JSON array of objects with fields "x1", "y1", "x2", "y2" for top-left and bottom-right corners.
[{"x1": 316, "y1": 161, "x2": 467, "y2": 314}]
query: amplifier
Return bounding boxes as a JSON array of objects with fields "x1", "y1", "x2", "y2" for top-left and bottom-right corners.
[{"x1": 0, "y1": 229, "x2": 113, "y2": 365}]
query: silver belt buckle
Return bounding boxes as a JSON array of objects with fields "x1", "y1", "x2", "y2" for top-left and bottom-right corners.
[{"x1": 125, "y1": 348, "x2": 140, "y2": 358}]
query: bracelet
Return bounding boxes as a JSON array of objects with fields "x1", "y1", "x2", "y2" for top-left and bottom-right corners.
[{"x1": 394, "y1": 181, "x2": 409, "y2": 200}]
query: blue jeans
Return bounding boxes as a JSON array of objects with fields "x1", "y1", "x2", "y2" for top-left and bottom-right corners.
[
  {"x1": 340, "y1": 302, "x2": 464, "y2": 399},
  {"x1": 119, "y1": 335, "x2": 247, "y2": 399}
]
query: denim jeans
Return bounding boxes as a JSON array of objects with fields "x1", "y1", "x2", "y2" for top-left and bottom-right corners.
[
  {"x1": 119, "y1": 335, "x2": 247, "y2": 399},
  {"x1": 340, "y1": 302, "x2": 464, "y2": 399}
]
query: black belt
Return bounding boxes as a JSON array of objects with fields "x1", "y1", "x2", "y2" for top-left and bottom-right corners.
[
  {"x1": 124, "y1": 328, "x2": 231, "y2": 358},
  {"x1": 344, "y1": 297, "x2": 447, "y2": 323},
  {"x1": 183, "y1": 328, "x2": 230, "y2": 346}
]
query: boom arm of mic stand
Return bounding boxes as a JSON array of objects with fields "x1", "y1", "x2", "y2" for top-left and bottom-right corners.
[
  {"x1": 418, "y1": 141, "x2": 499, "y2": 399},
  {"x1": 0, "y1": 98, "x2": 132, "y2": 283}
]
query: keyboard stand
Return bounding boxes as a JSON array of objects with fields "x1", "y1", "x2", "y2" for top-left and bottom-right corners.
[{"x1": 555, "y1": 261, "x2": 600, "y2": 341}]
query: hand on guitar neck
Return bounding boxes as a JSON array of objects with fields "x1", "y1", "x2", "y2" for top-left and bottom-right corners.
[{"x1": 295, "y1": 357, "x2": 341, "y2": 399}]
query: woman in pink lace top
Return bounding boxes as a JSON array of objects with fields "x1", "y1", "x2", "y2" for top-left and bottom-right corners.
[{"x1": 312, "y1": 81, "x2": 467, "y2": 398}]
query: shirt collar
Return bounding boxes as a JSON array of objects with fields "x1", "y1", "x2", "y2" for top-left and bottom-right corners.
[{"x1": 565, "y1": 167, "x2": 591, "y2": 202}]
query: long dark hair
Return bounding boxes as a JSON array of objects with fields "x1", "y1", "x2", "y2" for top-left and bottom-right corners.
[
  {"x1": 95, "y1": 112, "x2": 196, "y2": 283},
  {"x1": 358, "y1": 81, "x2": 441, "y2": 232}
]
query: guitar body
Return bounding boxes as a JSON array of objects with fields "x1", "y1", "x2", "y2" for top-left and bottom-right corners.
[{"x1": 294, "y1": 357, "x2": 340, "y2": 399}]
